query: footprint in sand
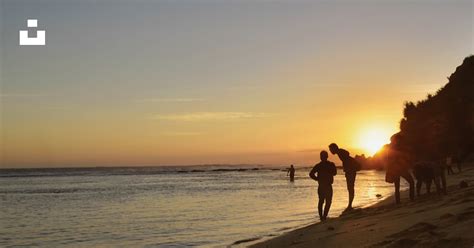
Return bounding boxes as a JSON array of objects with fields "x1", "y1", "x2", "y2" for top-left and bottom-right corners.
[
  {"x1": 457, "y1": 209, "x2": 474, "y2": 221},
  {"x1": 389, "y1": 238, "x2": 419, "y2": 247},
  {"x1": 439, "y1": 213, "x2": 454, "y2": 219},
  {"x1": 389, "y1": 222, "x2": 437, "y2": 239}
]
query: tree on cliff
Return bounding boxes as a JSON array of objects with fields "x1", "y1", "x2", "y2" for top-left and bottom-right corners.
[{"x1": 367, "y1": 55, "x2": 474, "y2": 169}]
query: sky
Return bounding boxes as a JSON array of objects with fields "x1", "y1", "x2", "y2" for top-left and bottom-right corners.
[{"x1": 0, "y1": 0, "x2": 473, "y2": 168}]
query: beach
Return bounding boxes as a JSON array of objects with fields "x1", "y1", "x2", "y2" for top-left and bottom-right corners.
[{"x1": 251, "y1": 164, "x2": 474, "y2": 248}]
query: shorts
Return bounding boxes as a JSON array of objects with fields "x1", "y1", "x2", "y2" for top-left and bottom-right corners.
[{"x1": 318, "y1": 184, "x2": 333, "y2": 202}]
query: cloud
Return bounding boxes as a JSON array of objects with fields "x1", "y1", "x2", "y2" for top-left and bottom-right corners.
[
  {"x1": 152, "y1": 112, "x2": 271, "y2": 121},
  {"x1": 161, "y1": 131, "x2": 203, "y2": 136},
  {"x1": 138, "y1": 98, "x2": 204, "y2": 103}
]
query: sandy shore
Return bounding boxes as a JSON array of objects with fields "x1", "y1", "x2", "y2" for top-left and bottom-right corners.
[{"x1": 250, "y1": 164, "x2": 474, "y2": 248}]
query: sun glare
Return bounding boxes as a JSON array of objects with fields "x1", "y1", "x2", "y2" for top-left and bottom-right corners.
[{"x1": 357, "y1": 127, "x2": 391, "y2": 156}]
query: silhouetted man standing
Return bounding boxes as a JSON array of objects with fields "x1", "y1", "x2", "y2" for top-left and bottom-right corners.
[
  {"x1": 309, "y1": 151, "x2": 337, "y2": 221},
  {"x1": 329, "y1": 143, "x2": 359, "y2": 211}
]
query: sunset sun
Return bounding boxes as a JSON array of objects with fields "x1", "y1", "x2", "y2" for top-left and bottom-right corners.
[{"x1": 357, "y1": 127, "x2": 392, "y2": 155}]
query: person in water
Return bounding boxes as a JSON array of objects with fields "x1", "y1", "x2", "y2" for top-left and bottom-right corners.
[
  {"x1": 287, "y1": 164, "x2": 295, "y2": 181},
  {"x1": 329, "y1": 143, "x2": 360, "y2": 211},
  {"x1": 309, "y1": 151, "x2": 337, "y2": 221}
]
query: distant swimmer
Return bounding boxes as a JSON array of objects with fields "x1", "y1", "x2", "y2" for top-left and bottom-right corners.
[
  {"x1": 287, "y1": 165, "x2": 295, "y2": 181},
  {"x1": 309, "y1": 151, "x2": 337, "y2": 221},
  {"x1": 329, "y1": 143, "x2": 361, "y2": 212}
]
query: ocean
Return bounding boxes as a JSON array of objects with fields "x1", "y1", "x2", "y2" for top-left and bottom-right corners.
[{"x1": 0, "y1": 165, "x2": 406, "y2": 247}]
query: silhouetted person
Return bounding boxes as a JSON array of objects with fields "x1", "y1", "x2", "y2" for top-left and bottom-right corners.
[
  {"x1": 414, "y1": 161, "x2": 431, "y2": 196},
  {"x1": 329, "y1": 143, "x2": 360, "y2": 211},
  {"x1": 287, "y1": 165, "x2": 295, "y2": 181},
  {"x1": 384, "y1": 134, "x2": 415, "y2": 204},
  {"x1": 414, "y1": 161, "x2": 437, "y2": 196},
  {"x1": 446, "y1": 156, "x2": 454, "y2": 175},
  {"x1": 309, "y1": 151, "x2": 337, "y2": 221}
]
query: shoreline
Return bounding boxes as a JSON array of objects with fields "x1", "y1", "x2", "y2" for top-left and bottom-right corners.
[
  {"x1": 249, "y1": 164, "x2": 474, "y2": 248},
  {"x1": 235, "y1": 190, "x2": 394, "y2": 247}
]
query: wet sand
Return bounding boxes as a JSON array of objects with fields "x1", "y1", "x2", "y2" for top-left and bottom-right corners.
[{"x1": 250, "y1": 164, "x2": 474, "y2": 248}]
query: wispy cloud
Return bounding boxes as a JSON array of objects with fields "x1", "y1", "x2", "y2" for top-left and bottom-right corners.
[
  {"x1": 152, "y1": 112, "x2": 271, "y2": 121},
  {"x1": 138, "y1": 98, "x2": 205, "y2": 103},
  {"x1": 161, "y1": 131, "x2": 203, "y2": 136}
]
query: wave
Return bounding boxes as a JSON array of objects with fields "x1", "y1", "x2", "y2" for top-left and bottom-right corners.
[{"x1": 0, "y1": 166, "x2": 283, "y2": 178}]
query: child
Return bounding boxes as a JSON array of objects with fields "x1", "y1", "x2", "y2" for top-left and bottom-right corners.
[{"x1": 309, "y1": 151, "x2": 337, "y2": 221}]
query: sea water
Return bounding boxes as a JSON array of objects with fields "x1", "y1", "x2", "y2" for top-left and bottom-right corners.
[{"x1": 0, "y1": 166, "x2": 407, "y2": 247}]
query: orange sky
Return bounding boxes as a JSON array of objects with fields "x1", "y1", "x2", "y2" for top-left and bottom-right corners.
[{"x1": 1, "y1": 0, "x2": 472, "y2": 168}]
